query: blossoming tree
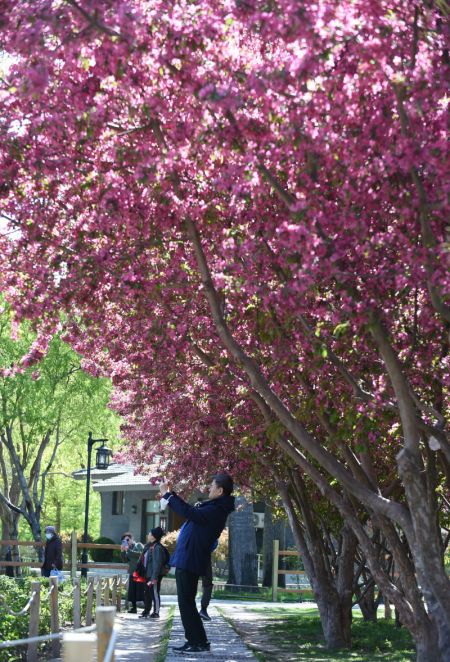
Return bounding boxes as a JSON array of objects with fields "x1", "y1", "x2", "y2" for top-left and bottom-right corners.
[{"x1": 0, "y1": 0, "x2": 449, "y2": 658}]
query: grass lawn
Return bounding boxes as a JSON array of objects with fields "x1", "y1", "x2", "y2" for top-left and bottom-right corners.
[
  {"x1": 154, "y1": 605, "x2": 175, "y2": 662},
  {"x1": 213, "y1": 586, "x2": 315, "y2": 602},
  {"x1": 242, "y1": 607, "x2": 415, "y2": 661}
]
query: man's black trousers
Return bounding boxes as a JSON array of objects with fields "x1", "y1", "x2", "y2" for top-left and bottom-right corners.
[
  {"x1": 175, "y1": 568, "x2": 208, "y2": 645},
  {"x1": 201, "y1": 563, "x2": 213, "y2": 611}
]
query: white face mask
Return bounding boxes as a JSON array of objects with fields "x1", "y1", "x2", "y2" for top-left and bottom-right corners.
[{"x1": 45, "y1": 533, "x2": 53, "y2": 540}]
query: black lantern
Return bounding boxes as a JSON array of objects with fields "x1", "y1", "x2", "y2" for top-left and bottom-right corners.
[{"x1": 95, "y1": 444, "x2": 112, "y2": 470}]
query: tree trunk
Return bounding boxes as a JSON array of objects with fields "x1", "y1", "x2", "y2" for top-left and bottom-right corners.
[
  {"x1": 384, "y1": 595, "x2": 392, "y2": 620},
  {"x1": 8, "y1": 513, "x2": 21, "y2": 577},
  {"x1": 1, "y1": 509, "x2": 9, "y2": 562},
  {"x1": 316, "y1": 592, "x2": 352, "y2": 650},
  {"x1": 370, "y1": 319, "x2": 450, "y2": 651},
  {"x1": 279, "y1": 481, "x2": 353, "y2": 649},
  {"x1": 55, "y1": 500, "x2": 62, "y2": 533},
  {"x1": 414, "y1": 622, "x2": 445, "y2": 662},
  {"x1": 397, "y1": 450, "x2": 450, "y2": 660},
  {"x1": 357, "y1": 583, "x2": 378, "y2": 622},
  {"x1": 227, "y1": 496, "x2": 258, "y2": 591}
]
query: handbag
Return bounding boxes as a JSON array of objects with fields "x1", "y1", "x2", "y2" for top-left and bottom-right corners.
[
  {"x1": 132, "y1": 570, "x2": 147, "y2": 583},
  {"x1": 50, "y1": 568, "x2": 64, "y2": 584}
]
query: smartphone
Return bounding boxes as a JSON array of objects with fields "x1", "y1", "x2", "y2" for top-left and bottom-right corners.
[{"x1": 121, "y1": 539, "x2": 129, "y2": 549}]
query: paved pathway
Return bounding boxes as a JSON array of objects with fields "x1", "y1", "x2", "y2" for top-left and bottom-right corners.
[
  {"x1": 165, "y1": 606, "x2": 258, "y2": 662},
  {"x1": 114, "y1": 607, "x2": 171, "y2": 661},
  {"x1": 49, "y1": 607, "x2": 171, "y2": 662},
  {"x1": 51, "y1": 598, "x2": 306, "y2": 661}
]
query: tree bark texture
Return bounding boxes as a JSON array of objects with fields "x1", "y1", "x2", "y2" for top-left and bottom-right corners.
[{"x1": 279, "y1": 480, "x2": 355, "y2": 649}]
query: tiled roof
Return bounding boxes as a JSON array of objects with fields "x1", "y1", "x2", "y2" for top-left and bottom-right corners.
[
  {"x1": 93, "y1": 472, "x2": 159, "y2": 492},
  {"x1": 72, "y1": 463, "x2": 134, "y2": 481}
]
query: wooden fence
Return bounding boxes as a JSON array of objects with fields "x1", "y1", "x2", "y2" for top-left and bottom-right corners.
[
  {"x1": 0, "y1": 535, "x2": 128, "y2": 577},
  {"x1": 0, "y1": 574, "x2": 126, "y2": 661},
  {"x1": 271, "y1": 539, "x2": 310, "y2": 601}
]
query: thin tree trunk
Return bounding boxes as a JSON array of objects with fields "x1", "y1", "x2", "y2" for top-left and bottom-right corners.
[
  {"x1": 279, "y1": 481, "x2": 353, "y2": 649},
  {"x1": 9, "y1": 514, "x2": 21, "y2": 577},
  {"x1": 356, "y1": 583, "x2": 377, "y2": 622},
  {"x1": 55, "y1": 501, "x2": 62, "y2": 533},
  {"x1": 370, "y1": 316, "x2": 450, "y2": 658}
]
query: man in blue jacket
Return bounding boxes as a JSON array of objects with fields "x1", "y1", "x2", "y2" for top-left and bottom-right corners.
[{"x1": 160, "y1": 473, "x2": 234, "y2": 654}]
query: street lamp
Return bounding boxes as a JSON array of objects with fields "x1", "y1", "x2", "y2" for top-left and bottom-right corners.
[{"x1": 81, "y1": 432, "x2": 111, "y2": 578}]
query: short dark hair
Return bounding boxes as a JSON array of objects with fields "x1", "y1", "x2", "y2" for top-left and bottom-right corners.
[
  {"x1": 213, "y1": 473, "x2": 233, "y2": 496},
  {"x1": 121, "y1": 532, "x2": 132, "y2": 540}
]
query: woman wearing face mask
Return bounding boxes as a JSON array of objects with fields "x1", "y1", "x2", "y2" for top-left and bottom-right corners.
[{"x1": 41, "y1": 526, "x2": 63, "y2": 578}]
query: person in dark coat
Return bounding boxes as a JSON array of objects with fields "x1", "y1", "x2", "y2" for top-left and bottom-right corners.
[
  {"x1": 41, "y1": 526, "x2": 63, "y2": 577},
  {"x1": 160, "y1": 473, "x2": 235, "y2": 654},
  {"x1": 140, "y1": 526, "x2": 166, "y2": 619},
  {"x1": 120, "y1": 531, "x2": 145, "y2": 613}
]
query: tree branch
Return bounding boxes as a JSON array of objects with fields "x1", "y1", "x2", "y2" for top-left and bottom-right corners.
[{"x1": 65, "y1": 0, "x2": 122, "y2": 38}]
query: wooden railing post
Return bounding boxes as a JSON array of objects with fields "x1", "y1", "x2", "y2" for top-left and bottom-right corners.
[
  {"x1": 111, "y1": 576, "x2": 117, "y2": 611},
  {"x1": 63, "y1": 633, "x2": 96, "y2": 661},
  {"x1": 272, "y1": 539, "x2": 279, "y2": 602},
  {"x1": 96, "y1": 606, "x2": 116, "y2": 662},
  {"x1": 116, "y1": 576, "x2": 122, "y2": 613},
  {"x1": 49, "y1": 576, "x2": 60, "y2": 658},
  {"x1": 71, "y1": 530, "x2": 77, "y2": 580},
  {"x1": 27, "y1": 581, "x2": 41, "y2": 662},
  {"x1": 73, "y1": 577, "x2": 81, "y2": 628},
  {"x1": 96, "y1": 577, "x2": 102, "y2": 608},
  {"x1": 86, "y1": 576, "x2": 95, "y2": 626},
  {"x1": 104, "y1": 578, "x2": 110, "y2": 606}
]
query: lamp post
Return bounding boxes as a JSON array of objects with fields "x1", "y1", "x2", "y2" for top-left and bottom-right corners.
[{"x1": 81, "y1": 432, "x2": 111, "y2": 578}]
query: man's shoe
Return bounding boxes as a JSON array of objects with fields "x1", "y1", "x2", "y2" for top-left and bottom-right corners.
[
  {"x1": 173, "y1": 642, "x2": 210, "y2": 653},
  {"x1": 128, "y1": 606, "x2": 137, "y2": 614},
  {"x1": 199, "y1": 608, "x2": 211, "y2": 621},
  {"x1": 139, "y1": 611, "x2": 149, "y2": 618},
  {"x1": 149, "y1": 612, "x2": 160, "y2": 619},
  {"x1": 184, "y1": 644, "x2": 210, "y2": 653}
]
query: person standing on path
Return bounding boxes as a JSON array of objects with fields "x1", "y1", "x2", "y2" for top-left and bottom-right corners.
[
  {"x1": 140, "y1": 526, "x2": 167, "y2": 619},
  {"x1": 120, "y1": 531, "x2": 144, "y2": 614},
  {"x1": 160, "y1": 473, "x2": 234, "y2": 654},
  {"x1": 41, "y1": 526, "x2": 63, "y2": 578}
]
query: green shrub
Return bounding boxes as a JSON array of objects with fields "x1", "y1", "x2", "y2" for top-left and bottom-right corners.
[
  {"x1": 90, "y1": 536, "x2": 116, "y2": 562},
  {"x1": 0, "y1": 576, "x2": 90, "y2": 661}
]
